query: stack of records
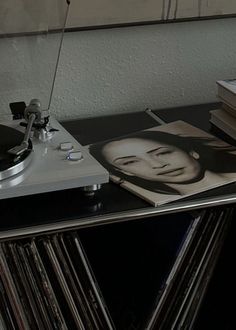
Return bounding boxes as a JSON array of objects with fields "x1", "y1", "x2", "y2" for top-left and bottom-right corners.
[
  {"x1": 210, "y1": 79, "x2": 236, "y2": 142},
  {"x1": 0, "y1": 233, "x2": 114, "y2": 329},
  {"x1": 0, "y1": 207, "x2": 234, "y2": 329}
]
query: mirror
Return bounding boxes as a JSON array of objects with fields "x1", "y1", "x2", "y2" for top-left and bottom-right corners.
[
  {"x1": 67, "y1": 1, "x2": 236, "y2": 30},
  {"x1": 0, "y1": 0, "x2": 69, "y2": 118}
]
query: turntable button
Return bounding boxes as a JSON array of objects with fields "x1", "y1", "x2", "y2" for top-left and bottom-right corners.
[
  {"x1": 67, "y1": 151, "x2": 83, "y2": 161},
  {"x1": 60, "y1": 142, "x2": 73, "y2": 151}
]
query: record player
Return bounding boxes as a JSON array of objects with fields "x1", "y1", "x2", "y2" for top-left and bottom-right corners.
[{"x1": 0, "y1": 0, "x2": 109, "y2": 200}]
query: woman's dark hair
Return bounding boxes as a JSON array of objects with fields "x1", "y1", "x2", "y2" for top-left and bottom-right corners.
[{"x1": 89, "y1": 130, "x2": 236, "y2": 195}]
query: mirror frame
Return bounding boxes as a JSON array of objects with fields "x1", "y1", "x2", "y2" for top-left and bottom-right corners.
[{"x1": 66, "y1": 1, "x2": 236, "y2": 32}]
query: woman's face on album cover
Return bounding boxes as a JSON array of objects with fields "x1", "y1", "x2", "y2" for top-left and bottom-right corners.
[{"x1": 102, "y1": 137, "x2": 202, "y2": 184}]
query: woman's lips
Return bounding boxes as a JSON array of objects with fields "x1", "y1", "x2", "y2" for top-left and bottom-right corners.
[{"x1": 157, "y1": 168, "x2": 184, "y2": 176}]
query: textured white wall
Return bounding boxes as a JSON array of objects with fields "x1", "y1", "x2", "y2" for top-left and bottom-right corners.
[{"x1": 1, "y1": 17, "x2": 236, "y2": 120}]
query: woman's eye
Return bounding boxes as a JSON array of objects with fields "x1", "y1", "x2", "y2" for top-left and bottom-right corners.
[
  {"x1": 161, "y1": 151, "x2": 171, "y2": 155},
  {"x1": 122, "y1": 159, "x2": 138, "y2": 166},
  {"x1": 154, "y1": 151, "x2": 171, "y2": 156}
]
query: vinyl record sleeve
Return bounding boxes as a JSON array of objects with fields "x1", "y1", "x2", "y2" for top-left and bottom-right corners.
[
  {"x1": 63, "y1": 232, "x2": 115, "y2": 330},
  {"x1": 0, "y1": 275, "x2": 17, "y2": 329},
  {"x1": 6, "y1": 242, "x2": 44, "y2": 329},
  {"x1": 146, "y1": 207, "x2": 234, "y2": 330},
  {"x1": 171, "y1": 208, "x2": 233, "y2": 330},
  {"x1": 54, "y1": 233, "x2": 105, "y2": 329},
  {"x1": 88, "y1": 120, "x2": 236, "y2": 206},
  {"x1": 0, "y1": 244, "x2": 30, "y2": 329},
  {"x1": 36, "y1": 237, "x2": 86, "y2": 329},
  {"x1": 24, "y1": 240, "x2": 68, "y2": 329},
  {"x1": 16, "y1": 242, "x2": 52, "y2": 328}
]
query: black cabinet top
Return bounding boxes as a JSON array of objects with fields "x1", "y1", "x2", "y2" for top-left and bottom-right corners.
[{"x1": 1, "y1": 102, "x2": 236, "y2": 237}]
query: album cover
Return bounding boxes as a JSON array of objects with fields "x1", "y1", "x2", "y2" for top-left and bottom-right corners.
[
  {"x1": 54, "y1": 233, "x2": 110, "y2": 329},
  {"x1": 88, "y1": 120, "x2": 236, "y2": 206},
  {"x1": 16, "y1": 242, "x2": 53, "y2": 328},
  {"x1": 6, "y1": 242, "x2": 43, "y2": 329},
  {"x1": 0, "y1": 244, "x2": 31, "y2": 328},
  {"x1": 36, "y1": 237, "x2": 86, "y2": 329},
  {"x1": 63, "y1": 232, "x2": 115, "y2": 329},
  {"x1": 0, "y1": 274, "x2": 17, "y2": 328},
  {"x1": 24, "y1": 241, "x2": 67, "y2": 329},
  {"x1": 49, "y1": 234, "x2": 95, "y2": 329}
]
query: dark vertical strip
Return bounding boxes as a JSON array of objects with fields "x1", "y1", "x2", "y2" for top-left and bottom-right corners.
[
  {"x1": 174, "y1": 0, "x2": 179, "y2": 19},
  {"x1": 166, "y1": 0, "x2": 172, "y2": 20},
  {"x1": 162, "y1": 0, "x2": 166, "y2": 20}
]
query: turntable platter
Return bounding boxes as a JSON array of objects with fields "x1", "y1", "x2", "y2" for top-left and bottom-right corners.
[{"x1": 0, "y1": 124, "x2": 33, "y2": 180}]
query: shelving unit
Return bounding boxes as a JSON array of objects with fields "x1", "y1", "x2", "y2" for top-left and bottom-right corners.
[{"x1": 0, "y1": 102, "x2": 235, "y2": 329}]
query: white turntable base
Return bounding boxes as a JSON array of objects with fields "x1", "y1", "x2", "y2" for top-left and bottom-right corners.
[{"x1": 0, "y1": 117, "x2": 109, "y2": 199}]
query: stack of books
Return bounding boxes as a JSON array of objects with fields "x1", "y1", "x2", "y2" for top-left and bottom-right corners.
[{"x1": 210, "y1": 79, "x2": 236, "y2": 140}]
